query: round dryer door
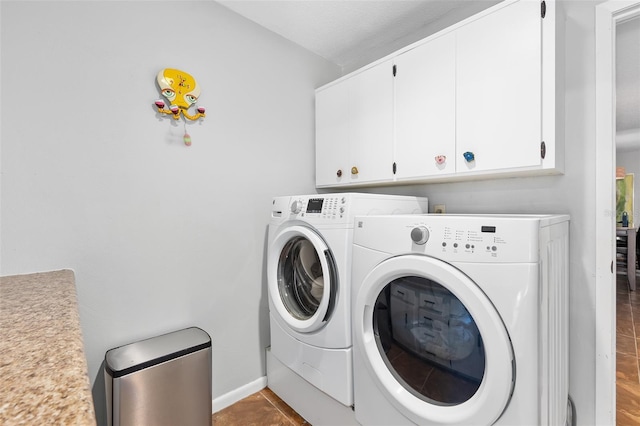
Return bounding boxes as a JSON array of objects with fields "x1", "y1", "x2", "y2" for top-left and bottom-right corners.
[
  {"x1": 268, "y1": 225, "x2": 337, "y2": 333},
  {"x1": 354, "y1": 255, "x2": 514, "y2": 425}
]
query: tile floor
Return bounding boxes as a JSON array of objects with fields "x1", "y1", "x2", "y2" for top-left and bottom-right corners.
[
  {"x1": 212, "y1": 387, "x2": 309, "y2": 425},
  {"x1": 616, "y1": 273, "x2": 640, "y2": 425},
  {"x1": 216, "y1": 274, "x2": 640, "y2": 425}
]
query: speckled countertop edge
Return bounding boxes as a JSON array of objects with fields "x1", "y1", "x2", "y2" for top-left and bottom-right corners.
[{"x1": 0, "y1": 269, "x2": 96, "y2": 425}]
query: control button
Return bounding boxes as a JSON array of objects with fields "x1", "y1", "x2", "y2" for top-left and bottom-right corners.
[
  {"x1": 290, "y1": 200, "x2": 303, "y2": 214},
  {"x1": 442, "y1": 242, "x2": 447, "y2": 247},
  {"x1": 410, "y1": 226, "x2": 430, "y2": 245},
  {"x1": 492, "y1": 246, "x2": 497, "y2": 251},
  {"x1": 453, "y1": 243, "x2": 458, "y2": 248},
  {"x1": 465, "y1": 244, "x2": 470, "y2": 249}
]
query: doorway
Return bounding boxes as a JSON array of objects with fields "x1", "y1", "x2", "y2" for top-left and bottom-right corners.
[{"x1": 595, "y1": 2, "x2": 640, "y2": 424}]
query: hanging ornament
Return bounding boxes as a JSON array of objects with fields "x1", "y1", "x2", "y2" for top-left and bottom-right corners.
[
  {"x1": 154, "y1": 68, "x2": 205, "y2": 146},
  {"x1": 182, "y1": 119, "x2": 192, "y2": 147}
]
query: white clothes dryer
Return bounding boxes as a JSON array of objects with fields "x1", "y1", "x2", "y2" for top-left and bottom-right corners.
[
  {"x1": 351, "y1": 214, "x2": 570, "y2": 425},
  {"x1": 267, "y1": 193, "x2": 428, "y2": 407}
]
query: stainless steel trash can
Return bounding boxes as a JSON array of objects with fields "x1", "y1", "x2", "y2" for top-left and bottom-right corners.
[{"x1": 105, "y1": 327, "x2": 212, "y2": 426}]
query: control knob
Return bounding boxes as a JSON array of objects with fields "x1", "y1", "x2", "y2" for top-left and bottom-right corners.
[
  {"x1": 290, "y1": 200, "x2": 303, "y2": 214},
  {"x1": 411, "y1": 226, "x2": 430, "y2": 245}
]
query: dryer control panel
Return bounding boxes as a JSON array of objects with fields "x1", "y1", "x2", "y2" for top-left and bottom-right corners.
[{"x1": 353, "y1": 214, "x2": 569, "y2": 263}]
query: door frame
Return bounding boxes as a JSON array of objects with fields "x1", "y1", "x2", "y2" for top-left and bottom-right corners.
[{"x1": 595, "y1": 2, "x2": 640, "y2": 424}]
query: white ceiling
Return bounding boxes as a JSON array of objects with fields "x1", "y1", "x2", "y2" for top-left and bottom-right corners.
[
  {"x1": 217, "y1": 0, "x2": 640, "y2": 150},
  {"x1": 217, "y1": 0, "x2": 499, "y2": 71}
]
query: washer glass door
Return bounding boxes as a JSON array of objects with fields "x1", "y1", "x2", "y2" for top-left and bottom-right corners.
[
  {"x1": 269, "y1": 225, "x2": 337, "y2": 333},
  {"x1": 355, "y1": 255, "x2": 514, "y2": 425}
]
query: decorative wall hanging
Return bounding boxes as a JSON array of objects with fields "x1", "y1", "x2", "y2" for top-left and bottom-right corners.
[
  {"x1": 616, "y1": 173, "x2": 634, "y2": 228},
  {"x1": 154, "y1": 68, "x2": 205, "y2": 146}
]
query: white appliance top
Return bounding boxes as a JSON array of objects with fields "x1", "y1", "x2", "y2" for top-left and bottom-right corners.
[
  {"x1": 271, "y1": 193, "x2": 428, "y2": 228},
  {"x1": 353, "y1": 214, "x2": 569, "y2": 263}
]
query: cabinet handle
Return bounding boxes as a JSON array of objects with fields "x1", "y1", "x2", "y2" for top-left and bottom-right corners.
[
  {"x1": 463, "y1": 152, "x2": 475, "y2": 162},
  {"x1": 351, "y1": 166, "x2": 359, "y2": 175},
  {"x1": 336, "y1": 169, "x2": 342, "y2": 178},
  {"x1": 435, "y1": 155, "x2": 446, "y2": 165}
]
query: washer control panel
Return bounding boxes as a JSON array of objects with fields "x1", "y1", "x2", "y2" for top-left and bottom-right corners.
[
  {"x1": 289, "y1": 196, "x2": 348, "y2": 220},
  {"x1": 272, "y1": 195, "x2": 429, "y2": 228}
]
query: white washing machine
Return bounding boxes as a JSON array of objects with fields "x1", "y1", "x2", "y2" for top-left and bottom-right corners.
[
  {"x1": 267, "y1": 193, "x2": 428, "y2": 409},
  {"x1": 351, "y1": 214, "x2": 570, "y2": 425}
]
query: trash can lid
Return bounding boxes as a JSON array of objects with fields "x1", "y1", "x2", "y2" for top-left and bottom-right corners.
[{"x1": 105, "y1": 327, "x2": 211, "y2": 378}]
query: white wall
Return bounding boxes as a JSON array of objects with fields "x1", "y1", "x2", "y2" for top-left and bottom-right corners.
[
  {"x1": 616, "y1": 14, "x2": 640, "y2": 227},
  {"x1": 0, "y1": 1, "x2": 339, "y2": 422}
]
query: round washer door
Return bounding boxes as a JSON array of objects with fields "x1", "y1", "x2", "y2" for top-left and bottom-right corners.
[
  {"x1": 268, "y1": 225, "x2": 337, "y2": 333},
  {"x1": 354, "y1": 254, "x2": 514, "y2": 425}
]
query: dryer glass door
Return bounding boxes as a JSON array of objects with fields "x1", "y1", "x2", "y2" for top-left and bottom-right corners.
[
  {"x1": 269, "y1": 225, "x2": 337, "y2": 333},
  {"x1": 355, "y1": 254, "x2": 514, "y2": 425},
  {"x1": 380, "y1": 276, "x2": 485, "y2": 404}
]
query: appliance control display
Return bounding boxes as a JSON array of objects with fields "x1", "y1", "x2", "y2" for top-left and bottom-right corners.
[{"x1": 306, "y1": 198, "x2": 324, "y2": 213}]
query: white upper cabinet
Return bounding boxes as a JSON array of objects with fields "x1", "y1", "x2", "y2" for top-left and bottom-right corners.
[
  {"x1": 456, "y1": 0, "x2": 542, "y2": 174},
  {"x1": 348, "y1": 60, "x2": 394, "y2": 185},
  {"x1": 394, "y1": 32, "x2": 456, "y2": 180},
  {"x1": 315, "y1": 0, "x2": 562, "y2": 188},
  {"x1": 316, "y1": 80, "x2": 349, "y2": 187},
  {"x1": 316, "y1": 60, "x2": 394, "y2": 187}
]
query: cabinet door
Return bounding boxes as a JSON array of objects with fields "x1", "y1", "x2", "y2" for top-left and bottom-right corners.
[
  {"x1": 394, "y1": 32, "x2": 456, "y2": 179},
  {"x1": 456, "y1": 0, "x2": 542, "y2": 173},
  {"x1": 348, "y1": 60, "x2": 394, "y2": 184},
  {"x1": 316, "y1": 81, "x2": 349, "y2": 187}
]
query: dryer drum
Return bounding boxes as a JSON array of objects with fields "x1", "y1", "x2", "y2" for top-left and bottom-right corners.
[{"x1": 278, "y1": 237, "x2": 324, "y2": 320}]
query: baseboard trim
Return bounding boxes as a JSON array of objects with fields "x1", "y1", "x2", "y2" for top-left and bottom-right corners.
[{"x1": 212, "y1": 376, "x2": 268, "y2": 413}]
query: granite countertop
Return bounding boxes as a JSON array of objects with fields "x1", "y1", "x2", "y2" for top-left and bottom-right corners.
[{"x1": 0, "y1": 269, "x2": 96, "y2": 425}]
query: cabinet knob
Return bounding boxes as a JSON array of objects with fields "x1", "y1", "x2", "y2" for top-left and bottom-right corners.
[
  {"x1": 435, "y1": 155, "x2": 446, "y2": 165},
  {"x1": 463, "y1": 151, "x2": 475, "y2": 162},
  {"x1": 336, "y1": 169, "x2": 342, "y2": 177},
  {"x1": 351, "y1": 166, "x2": 359, "y2": 175}
]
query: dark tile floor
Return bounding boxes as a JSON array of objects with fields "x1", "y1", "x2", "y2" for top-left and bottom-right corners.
[
  {"x1": 216, "y1": 275, "x2": 640, "y2": 425},
  {"x1": 616, "y1": 273, "x2": 640, "y2": 425},
  {"x1": 212, "y1": 387, "x2": 309, "y2": 425}
]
